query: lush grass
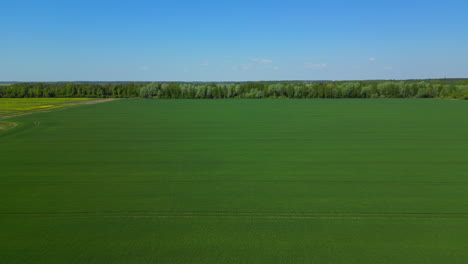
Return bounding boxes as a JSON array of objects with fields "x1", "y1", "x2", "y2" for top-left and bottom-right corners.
[
  {"x1": 1, "y1": 216, "x2": 467, "y2": 264},
  {"x1": 1, "y1": 99, "x2": 468, "y2": 263},
  {"x1": 0, "y1": 98, "x2": 96, "y2": 117}
]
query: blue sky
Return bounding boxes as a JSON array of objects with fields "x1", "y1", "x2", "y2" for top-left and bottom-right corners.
[{"x1": 1, "y1": 0, "x2": 467, "y2": 81}]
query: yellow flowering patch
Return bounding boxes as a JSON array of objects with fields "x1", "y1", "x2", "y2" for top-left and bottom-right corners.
[{"x1": 0, "y1": 98, "x2": 96, "y2": 117}]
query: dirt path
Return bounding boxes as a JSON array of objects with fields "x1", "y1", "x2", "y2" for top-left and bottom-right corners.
[{"x1": 64, "y1": 98, "x2": 119, "y2": 106}]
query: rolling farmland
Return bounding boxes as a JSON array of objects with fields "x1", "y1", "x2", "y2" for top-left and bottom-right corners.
[{"x1": 1, "y1": 99, "x2": 468, "y2": 263}]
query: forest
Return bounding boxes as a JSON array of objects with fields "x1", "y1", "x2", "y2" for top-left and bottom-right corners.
[{"x1": 1, "y1": 80, "x2": 468, "y2": 99}]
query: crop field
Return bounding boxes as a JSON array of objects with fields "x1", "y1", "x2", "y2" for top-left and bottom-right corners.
[
  {"x1": 1, "y1": 99, "x2": 468, "y2": 263},
  {"x1": 0, "y1": 98, "x2": 98, "y2": 117}
]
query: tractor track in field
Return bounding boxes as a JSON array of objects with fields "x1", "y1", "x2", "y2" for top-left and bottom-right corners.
[
  {"x1": 0, "y1": 120, "x2": 18, "y2": 130},
  {"x1": 1, "y1": 211, "x2": 468, "y2": 220}
]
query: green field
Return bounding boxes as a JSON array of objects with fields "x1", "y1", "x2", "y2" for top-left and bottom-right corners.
[
  {"x1": 1, "y1": 99, "x2": 468, "y2": 263},
  {"x1": 0, "y1": 98, "x2": 98, "y2": 117}
]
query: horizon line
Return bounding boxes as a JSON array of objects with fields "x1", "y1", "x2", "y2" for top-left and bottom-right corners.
[{"x1": 1, "y1": 77, "x2": 468, "y2": 83}]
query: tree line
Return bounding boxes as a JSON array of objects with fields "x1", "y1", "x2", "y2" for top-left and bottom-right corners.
[
  {"x1": 0, "y1": 82, "x2": 143, "y2": 98},
  {"x1": 140, "y1": 80, "x2": 468, "y2": 99},
  {"x1": 1, "y1": 80, "x2": 468, "y2": 99}
]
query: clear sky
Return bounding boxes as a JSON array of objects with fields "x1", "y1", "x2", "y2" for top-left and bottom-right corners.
[{"x1": 1, "y1": 0, "x2": 467, "y2": 81}]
